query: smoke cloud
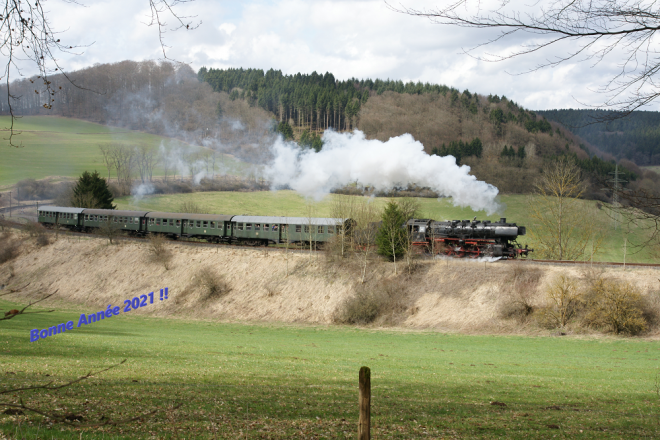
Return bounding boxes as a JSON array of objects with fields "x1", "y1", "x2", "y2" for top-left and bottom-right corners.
[
  {"x1": 265, "y1": 130, "x2": 501, "y2": 214},
  {"x1": 131, "y1": 182, "x2": 155, "y2": 202}
]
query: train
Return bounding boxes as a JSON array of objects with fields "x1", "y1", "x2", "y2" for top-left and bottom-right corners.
[{"x1": 37, "y1": 206, "x2": 532, "y2": 259}]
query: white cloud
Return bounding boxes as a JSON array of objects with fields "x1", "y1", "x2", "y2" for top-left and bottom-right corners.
[{"x1": 13, "y1": 0, "x2": 658, "y2": 111}]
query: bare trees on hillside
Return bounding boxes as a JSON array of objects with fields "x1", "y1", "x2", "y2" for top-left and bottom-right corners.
[
  {"x1": 1, "y1": 2, "x2": 198, "y2": 146},
  {"x1": 527, "y1": 156, "x2": 604, "y2": 260},
  {"x1": 329, "y1": 196, "x2": 382, "y2": 282},
  {"x1": 100, "y1": 144, "x2": 160, "y2": 187}
]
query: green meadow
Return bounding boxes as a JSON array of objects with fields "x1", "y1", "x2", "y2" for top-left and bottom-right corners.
[
  {"x1": 1, "y1": 299, "x2": 659, "y2": 439},
  {"x1": 0, "y1": 116, "x2": 243, "y2": 188},
  {"x1": 115, "y1": 191, "x2": 656, "y2": 263}
]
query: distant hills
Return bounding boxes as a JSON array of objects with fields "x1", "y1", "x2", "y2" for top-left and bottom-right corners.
[{"x1": 537, "y1": 109, "x2": 660, "y2": 166}]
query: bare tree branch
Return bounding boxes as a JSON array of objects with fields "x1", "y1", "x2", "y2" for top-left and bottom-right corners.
[
  {"x1": 390, "y1": 0, "x2": 660, "y2": 114},
  {"x1": 1, "y1": 0, "x2": 198, "y2": 147},
  {"x1": 1, "y1": 358, "x2": 126, "y2": 395},
  {"x1": 0, "y1": 289, "x2": 56, "y2": 320}
]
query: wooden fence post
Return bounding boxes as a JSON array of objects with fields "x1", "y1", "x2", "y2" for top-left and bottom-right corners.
[{"x1": 358, "y1": 366, "x2": 371, "y2": 440}]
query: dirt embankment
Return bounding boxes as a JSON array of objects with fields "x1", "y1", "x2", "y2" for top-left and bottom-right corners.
[{"x1": 1, "y1": 233, "x2": 659, "y2": 336}]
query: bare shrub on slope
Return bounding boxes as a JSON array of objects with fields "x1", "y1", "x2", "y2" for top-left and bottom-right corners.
[
  {"x1": 0, "y1": 233, "x2": 20, "y2": 265},
  {"x1": 498, "y1": 263, "x2": 544, "y2": 323},
  {"x1": 198, "y1": 267, "x2": 231, "y2": 301},
  {"x1": 148, "y1": 234, "x2": 173, "y2": 270}
]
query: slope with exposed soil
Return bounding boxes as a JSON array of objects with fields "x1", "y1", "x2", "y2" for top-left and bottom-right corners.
[{"x1": 1, "y1": 233, "x2": 659, "y2": 336}]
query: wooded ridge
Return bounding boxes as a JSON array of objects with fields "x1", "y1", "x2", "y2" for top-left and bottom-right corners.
[{"x1": 1, "y1": 60, "x2": 658, "y2": 200}]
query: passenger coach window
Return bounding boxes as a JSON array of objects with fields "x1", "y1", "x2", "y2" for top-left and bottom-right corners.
[
  {"x1": 304, "y1": 226, "x2": 310, "y2": 233},
  {"x1": 273, "y1": 225, "x2": 278, "y2": 231},
  {"x1": 237, "y1": 223, "x2": 243, "y2": 231},
  {"x1": 255, "y1": 224, "x2": 260, "y2": 231},
  {"x1": 318, "y1": 226, "x2": 324, "y2": 233},
  {"x1": 176, "y1": 220, "x2": 181, "y2": 227},
  {"x1": 169, "y1": 219, "x2": 174, "y2": 226},
  {"x1": 246, "y1": 224, "x2": 252, "y2": 230},
  {"x1": 328, "y1": 225, "x2": 335, "y2": 234},
  {"x1": 156, "y1": 219, "x2": 160, "y2": 226},
  {"x1": 264, "y1": 224, "x2": 269, "y2": 230},
  {"x1": 196, "y1": 221, "x2": 201, "y2": 228},
  {"x1": 295, "y1": 225, "x2": 301, "y2": 232},
  {"x1": 203, "y1": 221, "x2": 208, "y2": 228},
  {"x1": 210, "y1": 222, "x2": 215, "y2": 228}
]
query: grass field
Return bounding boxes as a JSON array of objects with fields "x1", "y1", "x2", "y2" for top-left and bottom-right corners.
[
  {"x1": 0, "y1": 116, "x2": 244, "y2": 188},
  {"x1": 115, "y1": 190, "x2": 657, "y2": 263},
  {"x1": 643, "y1": 166, "x2": 660, "y2": 174},
  {"x1": 1, "y1": 298, "x2": 659, "y2": 439}
]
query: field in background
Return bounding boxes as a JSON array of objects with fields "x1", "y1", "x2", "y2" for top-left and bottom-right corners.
[
  {"x1": 1, "y1": 298, "x2": 659, "y2": 439},
  {"x1": 115, "y1": 191, "x2": 656, "y2": 263},
  {"x1": 0, "y1": 116, "x2": 245, "y2": 188}
]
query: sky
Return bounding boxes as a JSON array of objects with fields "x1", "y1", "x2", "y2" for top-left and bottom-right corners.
[{"x1": 30, "y1": 0, "x2": 655, "y2": 111}]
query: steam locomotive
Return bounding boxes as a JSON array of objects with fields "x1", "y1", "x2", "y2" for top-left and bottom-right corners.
[{"x1": 406, "y1": 217, "x2": 532, "y2": 258}]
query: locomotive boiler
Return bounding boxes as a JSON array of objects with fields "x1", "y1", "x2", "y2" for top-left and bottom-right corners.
[{"x1": 407, "y1": 217, "x2": 531, "y2": 259}]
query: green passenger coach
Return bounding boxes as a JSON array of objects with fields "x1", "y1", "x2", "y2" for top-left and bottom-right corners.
[
  {"x1": 38, "y1": 206, "x2": 85, "y2": 230},
  {"x1": 231, "y1": 216, "x2": 347, "y2": 245},
  {"x1": 83, "y1": 209, "x2": 148, "y2": 234},
  {"x1": 145, "y1": 212, "x2": 234, "y2": 241}
]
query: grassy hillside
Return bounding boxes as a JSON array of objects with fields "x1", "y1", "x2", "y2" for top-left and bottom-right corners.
[
  {"x1": 2, "y1": 296, "x2": 659, "y2": 439},
  {"x1": 0, "y1": 116, "x2": 245, "y2": 188},
  {"x1": 115, "y1": 191, "x2": 656, "y2": 263}
]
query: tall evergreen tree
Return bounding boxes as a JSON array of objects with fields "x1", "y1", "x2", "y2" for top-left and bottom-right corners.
[
  {"x1": 71, "y1": 171, "x2": 115, "y2": 209},
  {"x1": 376, "y1": 201, "x2": 408, "y2": 262}
]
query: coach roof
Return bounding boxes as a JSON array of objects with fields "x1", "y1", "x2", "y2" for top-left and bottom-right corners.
[
  {"x1": 232, "y1": 215, "x2": 346, "y2": 226},
  {"x1": 146, "y1": 212, "x2": 234, "y2": 221},
  {"x1": 83, "y1": 209, "x2": 149, "y2": 217},
  {"x1": 39, "y1": 206, "x2": 85, "y2": 214}
]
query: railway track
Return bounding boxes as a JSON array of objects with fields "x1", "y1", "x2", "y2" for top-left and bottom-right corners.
[
  {"x1": 2, "y1": 218, "x2": 659, "y2": 266},
  {"x1": 528, "y1": 259, "x2": 660, "y2": 269},
  {"x1": 0, "y1": 203, "x2": 40, "y2": 214}
]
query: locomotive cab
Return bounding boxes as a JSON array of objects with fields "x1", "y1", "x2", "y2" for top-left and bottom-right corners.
[{"x1": 406, "y1": 219, "x2": 432, "y2": 244}]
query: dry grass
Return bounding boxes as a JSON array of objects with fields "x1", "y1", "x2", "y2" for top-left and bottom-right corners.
[
  {"x1": 147, "y1": 234, "x2": 173, "y2": 270},
  {"x1": 198, "y1": 267, "x2": 231, "y2": 300},
  {"x1": 0, "y1": 232, "x2": 20, "y2": 265},
  {"x1": 2, "y1": 233, "x2": 660, "y2": 336},
  {"x1": 498, "y1": 263, "x2": 544, "y2": 323},
  {"x1": 333, "y1": 275, "x2": 416, "y2": 325}
]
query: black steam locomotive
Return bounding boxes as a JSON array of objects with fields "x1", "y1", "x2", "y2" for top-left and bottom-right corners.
[{"x1": 406, "y1": 217, "x2": 532, "y2": 259}]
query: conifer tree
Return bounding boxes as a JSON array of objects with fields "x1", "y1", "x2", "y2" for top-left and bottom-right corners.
[{"x1": 71, "y1": 171, "x2": 115, "y2": 209}]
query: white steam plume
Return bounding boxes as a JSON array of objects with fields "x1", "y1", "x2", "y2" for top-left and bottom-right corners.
[
  {"x1": 131, "y1": 182, "x2": 155, "y2": 202},
  {"x1": 265, "y1": 130, "x2": 501, "y2": 214}
]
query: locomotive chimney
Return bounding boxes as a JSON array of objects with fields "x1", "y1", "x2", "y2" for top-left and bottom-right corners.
[{"x1": 500, "y1": 218, "x2": 506, "y2": 223}]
